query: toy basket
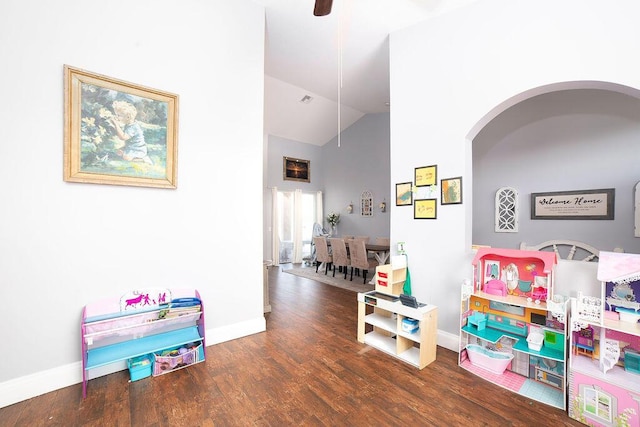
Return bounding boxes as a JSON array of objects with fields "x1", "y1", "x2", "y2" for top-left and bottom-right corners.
[
  {"x1": 153, "y1": 342, "x2": 203, "y2": 377},
  {"x1": 128, "y1": 354, "x2": 152, "y2": 382}
]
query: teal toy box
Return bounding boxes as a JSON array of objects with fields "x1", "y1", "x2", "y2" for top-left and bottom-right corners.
[
  {"x1": 402, "y1": 317, "x2": 419, "y2": 334},
  {"x1": 127, "y1": 354, "x2": 153, "y2": 382}
]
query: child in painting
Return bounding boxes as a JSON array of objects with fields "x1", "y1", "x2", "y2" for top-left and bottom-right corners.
[{"x1": 110, "y1": 100, "x2": 153, "y2": 165}]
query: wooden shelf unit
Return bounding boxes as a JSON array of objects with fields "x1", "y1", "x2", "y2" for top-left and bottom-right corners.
[
  {"x1": 357, "y1": 291, "x2": 438, "y2": 369},
  {"x1": 81, "y1": 288, "x2": 206, "y2": 398},
  {"x1": 374, "y1": 262, "x2": 406, "y2": 295}
]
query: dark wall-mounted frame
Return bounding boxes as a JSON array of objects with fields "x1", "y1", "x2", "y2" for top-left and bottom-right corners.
[
  {"x1": 441, "y1": 176, "x2": 462, "y2": 205},
  {"x1": 414, "y1": 198, "x2": 437, "y2": 219},
  {"x1": 283, "y1": 157, "x2": 310, "y2": 183},
  {"x1": 415, "y1": 165, "x2": 437, "y2": 187},
  {"x1": 530, "y1": 188, "x2": 615, "y2": 220},
  {"x1": 396, "y1": 182, "x2": 413, "y2": 206}
]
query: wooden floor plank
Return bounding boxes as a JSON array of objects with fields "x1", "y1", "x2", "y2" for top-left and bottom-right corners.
[{"x1": 0, "y1": 264, "x2": 584, "y2": 426}]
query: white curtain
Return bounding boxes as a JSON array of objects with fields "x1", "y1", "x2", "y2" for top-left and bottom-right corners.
[
  {"x1": 271, "y1": 187, "x2": 280, "y2": 267},
  {"x1": 316, "y1": 190, "x2": 323, "y2": 228},
  {"x1": 292, "y1": 189, "x2": 303, "y2": 263}
]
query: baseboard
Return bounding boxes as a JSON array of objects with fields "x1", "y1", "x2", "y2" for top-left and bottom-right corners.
[
  {"x1": 0, "y1": 316, "x2": 268, "y2": 409},
  {"x1": 437, "y1": 329, "x2": 460, "y2": 352},
  {"x1": 205, "y1": 316, "x2": 267, "y2": 345},
  {"x1": 0, "y1": 362, "x2": 82, "y2": 409}
]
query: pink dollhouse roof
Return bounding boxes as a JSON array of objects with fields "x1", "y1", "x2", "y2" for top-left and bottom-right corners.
[
  {"x1": 597, "y1": 251, "x2": 640, "y2": 284},
  {"x1": 471, "y1": 247, "x2": 557, "y2": 273}
]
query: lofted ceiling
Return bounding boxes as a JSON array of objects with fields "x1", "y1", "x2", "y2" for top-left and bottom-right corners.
[{"x1": 255, "y1": 0, "x2": 475, "y2": 146}]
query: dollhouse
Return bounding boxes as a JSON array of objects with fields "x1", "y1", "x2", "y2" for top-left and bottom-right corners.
[
  {"x1": 459, "y1": 248, "x2": 569, "y2": 410},
  {"x1": 569, "y1": 251, "x2": 640, "y2": 427}
]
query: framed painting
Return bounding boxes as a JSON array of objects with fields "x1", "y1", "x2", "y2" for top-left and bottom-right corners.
[
  {"x1": 530, "y1": 188, "x2": 615, "y2": 220},
  {"x1": 414, "y1": 198, "x2": 437, "y2": 219},
  {"x1": 441, "y1": 176, "x2": 462, "y2": 205},
  {"x1": 396, "y1": 182, "x2": 413, "y2": 206},
  {"x1": 63, "y1": 65, "x2": 179, "y2": 188},
  {"x1": 283, "y1": 157, "x2": 310, "y2": 182},
  {"x1": 415, "y1": 165, "x2": 437, "y2": 187}
]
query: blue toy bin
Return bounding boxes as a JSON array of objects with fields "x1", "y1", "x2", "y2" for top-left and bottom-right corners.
[
  {"x1": 128, "y1": 354, "x2": 153, "y2": 382},
  {"x1": 402, "y1": 317, "x2": 419, "y2": 334}
]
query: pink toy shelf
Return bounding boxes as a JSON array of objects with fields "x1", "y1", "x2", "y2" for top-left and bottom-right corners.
[{"x1": 81, "y1": 288, "x2": 206, "y2": 398}]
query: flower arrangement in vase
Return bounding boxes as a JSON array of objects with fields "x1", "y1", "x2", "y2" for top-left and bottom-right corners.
[{"x1": 327, "y1": 212, "x2": 340, "y2": 236}]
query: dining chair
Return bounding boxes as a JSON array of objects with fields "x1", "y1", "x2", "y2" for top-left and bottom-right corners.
[
  {"x1": 348, "y1": 239, "x2": 378, "y2": 284},
  {"x1": 328, "y1": 238, "x2": 351, "y2": 279},
  {"x1": 374, "y1": 237, "x2": 390, "y2": 245},
  {"x1": 313, "y1": 236, "x2": 332, "y2": 275},
  {"x1": 354, "y1": 236, "x2": 370, "y2": 243}
]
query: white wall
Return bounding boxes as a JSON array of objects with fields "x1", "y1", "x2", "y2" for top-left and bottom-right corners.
[
  {"x1": 390, "y1": 0, "x2": 640, "y2": 345},
  {"x1": 0, "y1": 0, "x2": 265, "y2": 407}
]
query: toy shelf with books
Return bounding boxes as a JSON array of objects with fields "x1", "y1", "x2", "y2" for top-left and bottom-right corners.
[
  {"x1": 459, "y1": 248, "x2": 570, "y2": 410},
  {"x1": 568, "y1": 251, "x2": 640, "y2": 427},
  {"x1": 81, "y1": 288, "x2": 206, "y2": 398}
]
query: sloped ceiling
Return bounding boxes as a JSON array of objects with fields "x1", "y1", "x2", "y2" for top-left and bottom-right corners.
[{"x1": 256, "y1": 0, "x2": 477, "y2": 145}]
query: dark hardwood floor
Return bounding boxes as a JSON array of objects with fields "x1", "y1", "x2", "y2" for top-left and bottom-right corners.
[{"x1": 1, "y1": 265, "x2": 584, "y2": 426}]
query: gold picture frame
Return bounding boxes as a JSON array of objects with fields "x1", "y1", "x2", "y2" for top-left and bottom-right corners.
[
  {"x1": 283, "y1": 157, "x2": 310, "y2": 182},
  {"x1": 64, "y1": 65, "x2": 179, "y2": 188},
  {"x1": 414, "y1": 198, "x2": 437, "y2": 219},
  {"x1": 415, "y1": 165, "x2": 437, "y2": 187}
]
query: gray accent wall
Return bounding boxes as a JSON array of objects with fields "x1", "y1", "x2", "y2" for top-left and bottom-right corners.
[
  {"x1": 473, "y1": 89, "x2": 640, "y2": 254},
  {"x1": 321, "y1": 113, "x2": 391, "y2": 240}
]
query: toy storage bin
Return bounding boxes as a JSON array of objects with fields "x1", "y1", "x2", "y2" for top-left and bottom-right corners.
[
  {"x1": 527, "y1": 331, "x2": 544, "y2": 351},
  {"x1": 153, "y1": 342, "x2": 204, "y2": 377},
  {"x1": 401, "y1": 317, "x2": 419, "y2": 334},
  {"x1": 127, "y1": 354, "x2": 152, "y2": 382}
]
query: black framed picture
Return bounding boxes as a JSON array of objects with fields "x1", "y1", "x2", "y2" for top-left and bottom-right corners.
[
  {"x1": 441, "y1": 177, "x2": 462, "y2": 205},
  {"x1": 396, "y1": 182, "x2": 413, "y2": 206},
  {"x1": 283, "y1": 157, "x2": 310, "y2": 183}
]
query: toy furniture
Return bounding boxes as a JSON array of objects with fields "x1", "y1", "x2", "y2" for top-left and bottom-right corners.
[
  {"x1": 81, "y1": 288, "x2": 206, "y2": 398},
  {"x1": 460, "y1": 247, "x2": 569, "y2": 410},
  {"x1": 573, "y1": 327, "x2": 595, "y2": 359},
  {"x1": 357, "y1": 276, "x2": 437, "y2": 369},
  {"x1": 568, "y1": 251, "x2": 640, "y2": 427},
  {"x1": 484, "y1": 279, "x2": 507, "y2": 296}
]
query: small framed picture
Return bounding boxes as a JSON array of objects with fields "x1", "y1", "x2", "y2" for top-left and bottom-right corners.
[
  {"x1": 395, "y1": 182, "x2": 413, "y2": 206},
  {"x1": 415, "y1": 165, "x2": 437, "y2": 187},
  {"x1": 414, "y1": 199, "x2": 437, "y2": 219},
  {"x1": 283, "y1": 157, "x2": 310, "y2": 182},
  {"x1": 441, "y1": 176, "x2": 462, "y2": 205}
]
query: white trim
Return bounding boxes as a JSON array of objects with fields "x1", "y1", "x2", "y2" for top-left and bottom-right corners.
[{"x1": 437, "y1": 329, "x2": 460, "y2": 352}]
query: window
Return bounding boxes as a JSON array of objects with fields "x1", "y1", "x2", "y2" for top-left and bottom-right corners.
[
  {"x1": 277, "y1": 191, "x2": 317, "y2": 263},
  {"x1": 580, "y1": 384, "x2": 615, "y2": 424}
]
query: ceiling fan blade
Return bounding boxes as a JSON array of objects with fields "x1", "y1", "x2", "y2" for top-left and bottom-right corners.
[{"x1": 313, "y1": 0, "x2": 333, "y2": 16}]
